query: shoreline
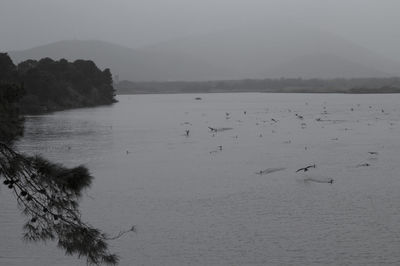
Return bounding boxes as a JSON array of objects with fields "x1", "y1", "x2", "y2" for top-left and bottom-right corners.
[{"x1": 116, "y1": 90, "x2": 400, "y2": 95}]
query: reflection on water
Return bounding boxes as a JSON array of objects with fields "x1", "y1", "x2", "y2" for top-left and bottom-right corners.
[{"x1": 1, "y1": 93, "x2": 400, "y2": 265}]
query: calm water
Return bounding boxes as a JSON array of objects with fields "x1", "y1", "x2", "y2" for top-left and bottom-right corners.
[{"x1": 2, "y1": 93, "x2": 400, "y2": 265}]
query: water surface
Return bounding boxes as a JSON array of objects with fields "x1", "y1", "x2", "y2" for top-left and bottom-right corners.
[{"x1": 2, "y1": 93, "x2": 400, "y2": 265}]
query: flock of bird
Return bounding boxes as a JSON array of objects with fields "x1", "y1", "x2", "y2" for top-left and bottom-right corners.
[
  {"x1": 174, "y1": 96, "x2": 395, "y2": 184},
  {"x1": 118, "y1": 96, "x2": 394, "y2": 185}
]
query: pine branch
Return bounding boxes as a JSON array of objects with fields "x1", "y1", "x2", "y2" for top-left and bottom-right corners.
[{"x1": 0, "y1": 142, "x2": 133, "y2": 265}]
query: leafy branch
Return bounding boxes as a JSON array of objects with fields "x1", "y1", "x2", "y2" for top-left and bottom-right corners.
[{"x1": 0, "y1": 142, "x2": 134, "y2": 265}]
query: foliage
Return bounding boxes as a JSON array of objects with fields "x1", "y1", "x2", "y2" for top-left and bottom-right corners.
[
  {"x1": 0, "y1": 143, "x2": 122, "y2": 265},
  {"x1": 0, "y1": 82, "x2": 25, "y2": 144},
  {"x1": 19, "y1": 57, "x2": 116, "y2": 113},
  {"x1": 0, "y1": 53, "x2": 116, "y2": 114},
  {"x1": 0, "y1": 53, "x2": 132, "y2": 265},
  {"x1": 0, "y1": 53, "x2": 18, "y2": 81}
]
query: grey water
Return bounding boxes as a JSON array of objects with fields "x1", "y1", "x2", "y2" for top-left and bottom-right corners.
[{"x1": 2, "y1": 93, "x2": 400, "y2": 265}]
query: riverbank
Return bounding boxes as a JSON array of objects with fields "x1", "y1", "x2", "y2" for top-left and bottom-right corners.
[
  {"x1": 116, "y1": 77, "x2": 400, "y2": 95},
  {"x1": 20, "y1": 97, "x2": 117, "y2": 115}
]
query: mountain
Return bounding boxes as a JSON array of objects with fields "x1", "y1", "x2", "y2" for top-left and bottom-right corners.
[
  {"x1": 263, "y1": 53, "x2": 387, "y2": 79},
  {"x1": 9, "y1": 25, "x2": 400, "y2": 81},
  {"x1": 9, "y1": 40, "x2": 232, "y2": 81},
  {"x1": 139, "y1": 25, "x2": 400, "y2": 79}
]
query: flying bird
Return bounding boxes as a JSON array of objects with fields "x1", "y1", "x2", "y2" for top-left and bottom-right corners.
[{"x1": 296, "y1": 164, "x2": 316, "y2": 173}]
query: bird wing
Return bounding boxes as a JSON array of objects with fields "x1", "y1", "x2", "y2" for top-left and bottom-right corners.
[{"x1": 296, "y1": 168, "x2": 305, "y2": 173}]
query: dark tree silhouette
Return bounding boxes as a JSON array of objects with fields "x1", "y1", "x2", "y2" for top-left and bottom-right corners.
[
  {"x1": 0, "y1": 55, "x2": 133, "y2": 265},
  {"x1": 0, "y1": 82, "x2": 25, "y2": 143},
  {"x1": 0, "y1": 144, "x2": 121, "y2": 264}
]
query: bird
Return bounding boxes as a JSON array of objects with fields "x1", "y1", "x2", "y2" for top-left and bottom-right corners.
[
  {"x1": 209, "y1": 145, "x2": 223, "y2": 154},
  {"x1": 208, "y1": 127, "x2": 217, "y2": 132},
  {"x1": 296, "y1": 164, "x2": 316, "y2": 173},
  {"x1": 185, "y1": 130, "x2": 190, "y2": 136}
]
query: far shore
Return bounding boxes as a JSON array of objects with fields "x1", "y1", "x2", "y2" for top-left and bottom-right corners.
[
  {"x1": 117, "y1": 90, "x2": 400, "y2": 95},
  {"x1": 116, "y1": 77, "x2": 400, "y2": 95}
]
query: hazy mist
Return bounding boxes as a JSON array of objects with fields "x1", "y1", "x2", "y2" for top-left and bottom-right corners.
[
  {"x1": 4, "y1": 2, "x2": 400, "y2": 265},
  {"x1": 1, "y1": 0, "x2": 400, "y2": 60}
]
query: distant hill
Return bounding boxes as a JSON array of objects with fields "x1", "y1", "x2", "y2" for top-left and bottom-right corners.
[
  {"x1": 263, "y1": 53, "x2": 387, "y2": 79},
  {"x1": 9, "y1": 40, "x2": 231, "y2": 82},
  {"x1": 9, "y1": 26, "x2": 400, "y2": 81},
  {"x1": 140, "y1": 25, "x2": 400, "y2": 79}
]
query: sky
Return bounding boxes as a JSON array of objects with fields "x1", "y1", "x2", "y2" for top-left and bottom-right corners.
[{"x1": 1, "y1": 0, "x2": 400, "y2": 61}]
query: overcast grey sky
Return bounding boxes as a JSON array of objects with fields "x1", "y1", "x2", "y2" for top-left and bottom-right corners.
[{"x1": 1, "y1": 0, "x2": 400, "y2": 60}]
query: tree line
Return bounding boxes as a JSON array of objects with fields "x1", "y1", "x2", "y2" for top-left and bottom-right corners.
[
  {"x1": 116, "y1": 77, "x2": 400, "y2": 94},
  {"x1": 1, "y1": 53, "x2": 116, "y2": 113}
]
